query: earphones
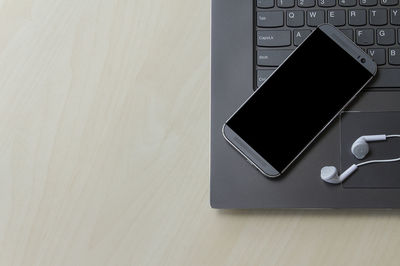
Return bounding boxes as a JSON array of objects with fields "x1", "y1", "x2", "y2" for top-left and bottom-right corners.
[{"x1": 321, "y1": 134, "x2": 400, "y2": 184}]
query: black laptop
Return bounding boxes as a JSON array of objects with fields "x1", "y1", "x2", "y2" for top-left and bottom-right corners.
[{"x1": 211, "y1": 0, "x2": 400, "y2": 208}]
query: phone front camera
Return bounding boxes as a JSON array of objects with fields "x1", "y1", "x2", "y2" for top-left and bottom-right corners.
[{"x1": 361, "y1": 58, "x2": 366, "y2": 63}]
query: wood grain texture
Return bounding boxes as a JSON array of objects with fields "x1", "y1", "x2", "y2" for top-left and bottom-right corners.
[{"x1": 0, "y1": 0, "x2": 399, "y2": 265}]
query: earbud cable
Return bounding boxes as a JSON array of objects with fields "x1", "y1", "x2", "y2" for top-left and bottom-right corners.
[
  {"x1": 357, "y1": 157, "x2": 400, "y2": 167},
  {"x1": 357, "y1": 135, "x2": 400, "y2": 167}
]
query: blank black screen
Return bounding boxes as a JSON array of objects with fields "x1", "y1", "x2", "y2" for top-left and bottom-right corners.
[{"x1": 226, "y1": 28, "x2": 373, "y2": 173}]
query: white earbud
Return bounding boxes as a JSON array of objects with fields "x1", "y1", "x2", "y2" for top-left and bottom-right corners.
[
  {"x1": 321, "y1": 134, "x2": 400, "y2": 184},
  {"x1": 351, "y1": 134, "x2": 386, "y2": 159},
  {"x1": 320, "y1": 164, "x2": 358, "y2": 184}
]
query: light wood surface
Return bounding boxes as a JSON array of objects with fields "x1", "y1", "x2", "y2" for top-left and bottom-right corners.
[{"x1": 1, "y1": 0, "x2": 400, "y2": 265}]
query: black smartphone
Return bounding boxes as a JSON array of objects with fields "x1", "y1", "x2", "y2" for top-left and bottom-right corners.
[{"x1": 222, "y1": 24, "x2": 377, "y2": 178}]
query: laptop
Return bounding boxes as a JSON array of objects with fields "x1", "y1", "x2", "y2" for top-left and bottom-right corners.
[{"x1": 210, "y1": 0, "x2": 400, "y2": 208}]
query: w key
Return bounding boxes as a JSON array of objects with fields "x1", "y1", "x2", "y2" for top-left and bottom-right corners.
[{"x1": 257, "y1": 31, "x2": 291, "y2": 47}]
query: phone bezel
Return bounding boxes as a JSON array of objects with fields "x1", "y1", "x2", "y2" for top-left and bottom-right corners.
[{"x1": 222, "y1": 23, "x2": 377, "y2": 178}]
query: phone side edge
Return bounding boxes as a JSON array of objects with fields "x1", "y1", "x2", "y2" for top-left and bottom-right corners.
[{"x1": 222, "y1": 123, "x2": 280, "y2": 178}]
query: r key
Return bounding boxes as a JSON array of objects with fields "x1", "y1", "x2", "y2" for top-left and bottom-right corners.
[{"x1": 349, "y1": 10, "x2": 367, "y2": 26}]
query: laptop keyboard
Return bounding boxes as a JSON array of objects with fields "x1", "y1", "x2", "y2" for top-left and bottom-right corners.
[{"x1": 255, "y1": 0, "x2": 400, "y2": 89}]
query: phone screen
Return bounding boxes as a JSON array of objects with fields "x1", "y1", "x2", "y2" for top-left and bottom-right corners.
[{"x1": 226, "y1": 27, "x2": 374, "y2": 174}]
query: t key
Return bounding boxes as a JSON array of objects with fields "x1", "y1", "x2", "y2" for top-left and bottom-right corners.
[{"x1": 370, "y1": 9, "x2": 388, "y2": 25}]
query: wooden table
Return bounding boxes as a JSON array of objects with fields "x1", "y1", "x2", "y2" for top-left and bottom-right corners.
[{"x1": 1, "y1": 0, "x2": 400, "y2": 265}]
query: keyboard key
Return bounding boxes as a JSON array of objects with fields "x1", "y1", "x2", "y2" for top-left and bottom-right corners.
[
  {"x1": 298, "y1": 0, "x2": 315, "y2": 7},
  {"x1": 287, "y1": 10, "x2": 305, "y2": 27},
  {"x1": 367, "y1": 48, "x2": 386, "y2": 65},
  {"x1": 257, "y1": 0, "x2": 275, "y2": 8},
  {"x1": 257, "y1": 11, "x2": 284, "y2": 27},
  {"x1": 389, "y1": 48, "x2": 400, "y2": 65},
  {"x1": 391, "y1": 9, "x2": 400, "y2": 25},
  {"x1": 399, "y1": 29, "x2": 400, "y2": 43},
  {"x1": 318, "y1": 0, "x2": 336, "y2": 6},
  {"x1": 257, "y1": 69, "x2": 275, "y2": 87},
  {"x1": 339, "y1": 0, "x2": 356, "y2": 6},
  {"x1": 377, "y1": 29, "x2": 395, "y2": 45},
  {"x1": 360, "y1": 0, "x2": 377, "y2": 5},
  {"x1": 328, "y1": 10, "x2": 346, "y2": 26},
  {"x1": 349, "y1": 10, "x2": 367, "y2": 26},
  {"x1": 355, "y1": 29, "x2": 374, "y2": 45},
  {"x1": 370, "y1": 9, "x2": 388, "y2": 25},
  {"x1": 307, "y1": 10, "x2": 325, "y2": 26},
  {"x1": 277, "y1": 0, "x2": 295, "y2": 7},
  {"x1": 294, "y1": 29, "x2": 312, "y2": 45},
  {"x1": 257, "y1": 49, "x2": 293, "y2": 66},
  {"x1": 257, "y1": 30, "x2": 291, "y2": 46},
  {"x1": 381, "y1": 0, "x2": 399, "y2": 5},
  {"x1": 340, "y1": 29, "x2": 354, "y2": 40}
]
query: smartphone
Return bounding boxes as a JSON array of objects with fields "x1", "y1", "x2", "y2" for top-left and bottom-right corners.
[{"x1": 222, "y1": 24, "x2": 377, "y2": 178}]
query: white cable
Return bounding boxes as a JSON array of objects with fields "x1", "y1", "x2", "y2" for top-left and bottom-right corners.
[
  {"x1": 357, "y1": 134, "x2": 400, "y2": 167},
  {"x1": 387, "y1": 135, "x2": 400, "y2": 138},
  {"x1": 357, "y1": 157, "x2": 400, "y2": 167}
]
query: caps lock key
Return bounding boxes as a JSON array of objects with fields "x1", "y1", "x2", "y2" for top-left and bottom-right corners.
[{"x1": 257, "y1": 30, "x2": 291, "y2": 47}]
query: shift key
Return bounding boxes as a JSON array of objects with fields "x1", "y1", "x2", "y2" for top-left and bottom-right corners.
[{"x1": 257, "y1": 49, "x2": 293, "y2": 66}]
